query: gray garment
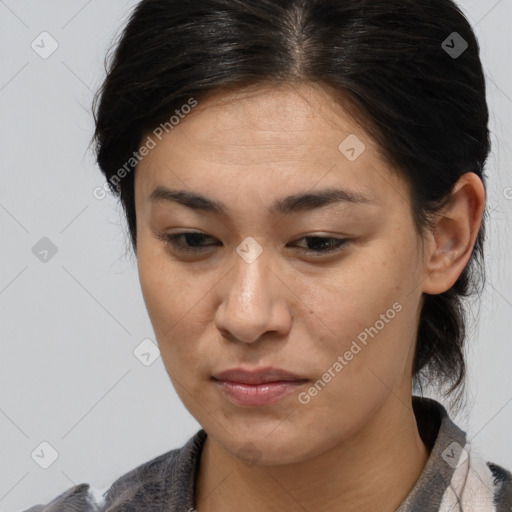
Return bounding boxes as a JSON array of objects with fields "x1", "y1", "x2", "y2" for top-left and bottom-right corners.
[{"x1": 24, "y1": 396, "x2": 512, "y2": 511}]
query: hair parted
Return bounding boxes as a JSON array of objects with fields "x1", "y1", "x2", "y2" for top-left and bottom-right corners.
[{"x1": 91, "y1": 0, "x2": 490, "y2": 409}]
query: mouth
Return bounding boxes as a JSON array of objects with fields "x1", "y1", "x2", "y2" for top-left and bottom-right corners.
[
  {"x1": 212, "y1": 367, "x2": 308, "y2": 385},
  {"x1": 211, "y1": 367, "x2": 309, "y2": 406}
]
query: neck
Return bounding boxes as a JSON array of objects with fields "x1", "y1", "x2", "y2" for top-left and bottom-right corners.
[{"x1": 195, "y1": 394, "x2": 430, "y2": 512}]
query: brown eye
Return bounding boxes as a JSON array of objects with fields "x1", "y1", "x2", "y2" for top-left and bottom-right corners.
[
  {"x1": 291, "y1": 236, "x2": 350, "y2": 255},
  {"x1": 157, "y1": 232, "x2": 220, "y2": 253}
]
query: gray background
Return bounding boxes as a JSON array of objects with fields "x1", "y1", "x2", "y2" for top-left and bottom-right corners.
[{"x1": 0, "y1": 1, "x2": 511, "y2": 510}]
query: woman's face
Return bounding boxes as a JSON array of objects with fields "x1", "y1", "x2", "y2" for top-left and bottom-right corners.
[{"x1": 134, "y1": 82, "x2": 428, "y2": 465}]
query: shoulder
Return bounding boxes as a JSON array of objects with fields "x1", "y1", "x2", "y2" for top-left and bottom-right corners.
[
  {"x1": 21, "y1": 483, "x2": 100, "y2": 512},
  {"x1": 407, "y1": 397, "x2": 512, "y2": 511},
  {"x1": 102, "y1": 444, "x2": 183, "y2": 507},
  {"x1": 21, "y1": 446, "x2": 184, "y2": 512}
]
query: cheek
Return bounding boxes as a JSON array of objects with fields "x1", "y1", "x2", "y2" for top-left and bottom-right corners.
[
  {"x1": 291, "y1": 252, "x2": 400, "y2": 330},
  {"x1": 290, "y1": 246, "x2": 415, "y2": 381},
  {"x1": 138, "y1": 256, "x2": 176, "y2": 334},
  {"x1": 137, "y1": 247, "x2": 194, "y2": 345},
  {"x1": 136, "y1": 248, "x2": 217, "y2": 371}
]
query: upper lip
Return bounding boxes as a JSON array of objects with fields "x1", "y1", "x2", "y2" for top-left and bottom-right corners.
[{"x1": 212, "y1": 367, "x2": 308, "y2": 384}]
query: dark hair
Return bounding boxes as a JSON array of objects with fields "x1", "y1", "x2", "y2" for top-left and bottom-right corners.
[{"x1": 91, "y1": 0, "x2": 489, "y2": 409}]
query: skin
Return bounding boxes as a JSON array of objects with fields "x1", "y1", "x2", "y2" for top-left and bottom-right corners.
[{"x1": 133, "y1": 81, "x2": 485, "y2": 512}]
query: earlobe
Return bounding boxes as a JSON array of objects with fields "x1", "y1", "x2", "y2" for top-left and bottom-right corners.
[{"x1": 421, "y1": 172, "x2": 485, "y2": 295}]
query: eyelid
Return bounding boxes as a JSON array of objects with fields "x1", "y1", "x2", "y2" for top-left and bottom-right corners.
[
  {"x1": 290, "y1": 235, "x2": 350, "y2": 255},
  {"x1": 156, "y1": 231, "x2": 218, "y2": 251},
  {"x1": 156, "y1": 230, "x2": 351, "y2": 257}
]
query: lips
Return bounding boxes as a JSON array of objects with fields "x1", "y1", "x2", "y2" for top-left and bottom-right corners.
[
  {"x1": 212, "y1": 367, "x2": 309, "y2": 406},
  {"x1": 212, "y1": 367, "x2": 308, "y2": 385}
]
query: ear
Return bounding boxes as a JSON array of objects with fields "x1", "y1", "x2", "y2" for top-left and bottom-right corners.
[{"x1": 422, "y1": 172, "x2": 486, "y2": 295}]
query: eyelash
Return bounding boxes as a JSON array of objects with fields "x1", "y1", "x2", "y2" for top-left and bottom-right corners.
[{"x1": 157, "y1": 232, "x2": 350, "y2": 256}]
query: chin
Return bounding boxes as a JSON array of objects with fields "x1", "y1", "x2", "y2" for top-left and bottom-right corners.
[{"x1": 212, "y1": 421, "x2": 331, "y2": 467}]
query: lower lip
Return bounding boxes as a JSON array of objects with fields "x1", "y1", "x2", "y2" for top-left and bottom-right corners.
[{"x1": 214, "y1": 379, "x2": 308, "y2": 406}]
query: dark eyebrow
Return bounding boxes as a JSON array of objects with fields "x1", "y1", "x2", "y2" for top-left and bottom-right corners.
[
  {"x1": 149, "y1": 187, "x2": 228, "y2": 214},
  {"x1": 149, "y1": 186, "x2": 374, "y2": 215},
  {"x1": 269, "y1": 188, "x2": 374, "y2": 214}
]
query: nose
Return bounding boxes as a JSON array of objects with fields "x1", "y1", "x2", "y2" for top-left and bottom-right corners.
[{"x1": 214, "y1": 249, "x2": 292, "y2": 344}]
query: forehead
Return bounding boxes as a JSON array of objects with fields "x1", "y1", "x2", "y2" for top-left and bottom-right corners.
[
  {"x1": 134, "y1": 82, "x2": 408, "y2": 210},
  {"x1": 171, "y1": 82, "x2": 367, "y2": 152}
]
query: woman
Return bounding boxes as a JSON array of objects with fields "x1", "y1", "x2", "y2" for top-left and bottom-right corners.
[{"x1": 25, "y1": 0, "x2": 512, "y2": 510}]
